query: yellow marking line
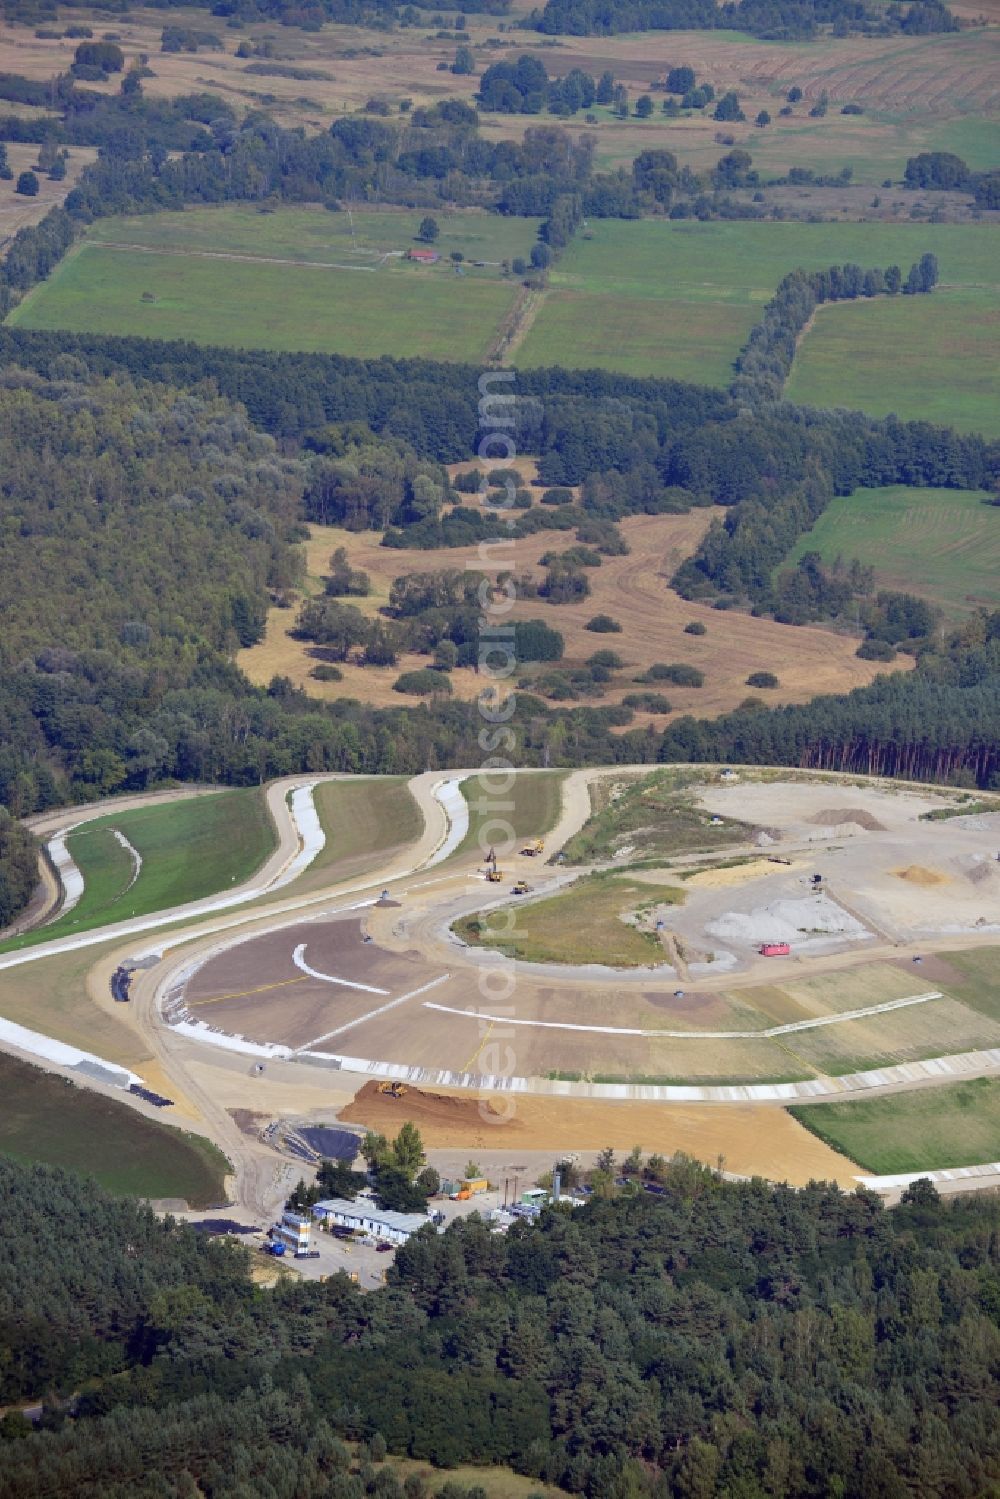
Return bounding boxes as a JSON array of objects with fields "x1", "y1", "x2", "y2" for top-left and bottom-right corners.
[
  {"x1": 461, "y1": 1019, "x2": 495, "y2": 1074},
  {"x1": 188, "y1": 976, "x2": 308, "y2": 1008}
]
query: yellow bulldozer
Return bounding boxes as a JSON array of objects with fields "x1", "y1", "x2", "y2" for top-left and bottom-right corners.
[
  {"x1": 520, "y1": 838, "x2": 544, "y2": 857},
  {"x1": 377, "y1": 1081, "x2": 408, "y2": 1098}
]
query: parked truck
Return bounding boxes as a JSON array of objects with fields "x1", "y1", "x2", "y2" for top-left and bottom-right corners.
[{"x1": 759, "y1": 942, "x2": 791, "y2": 957}]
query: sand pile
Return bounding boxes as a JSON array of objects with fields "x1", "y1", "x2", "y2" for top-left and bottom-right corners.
[
  {"x1": 706, "y1": 895, "x2": 868, "y2": 946},
  {"x1": 341, "y1": 1080, "x2": 523, "y2": 1140},
  {"x1": 810, "y1": 808, "x2": 887, "y2": 832},
  {"x1": 686, "y1": 858, "x2": 793, "y2": 890},
  {"x1": 892, "y1": 865, "x2": 947, "y2": 886}
]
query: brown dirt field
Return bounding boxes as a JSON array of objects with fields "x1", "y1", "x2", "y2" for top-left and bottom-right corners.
[
  {"x1": 239, "y1": 512, "x2": 896, "y2": 723},
  {"x1": 339, "y1": 1080, "x2": 856, "y2": 1184}
]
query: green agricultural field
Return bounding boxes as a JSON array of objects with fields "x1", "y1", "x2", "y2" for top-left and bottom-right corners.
[
  {"x1": 457, "y1": 770, "x2": 568, "y2": 858},
  {"x1": 0, "y1": 789, "x2": 275, "y2": 954},
  {"x1": 9, "y1": 204, "x2": 527, "y2": 361},
  {"x1": 786, "y1": 287, "x2": 1000, "y2": 435},
  {"x1": 517, "y1": 221, "x2": 1000, "y2": 398},
  {"x1": 787, "y1": 486, "x2": 1000, "y2": 617},
  {"x1": 789, "y1": 1077, "x2": 1000, "y2": 1174},
  {"x1": 0, "y1": 1052, "x2": 229, "y2": 1204},
  {"x1": 86, "y1": 204, "x2": 543, "y2": 272}
]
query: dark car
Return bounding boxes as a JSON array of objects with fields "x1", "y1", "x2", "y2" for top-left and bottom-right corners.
[{"x1": 375, "y1": 1241, "x2": 394, "y2": 1252}]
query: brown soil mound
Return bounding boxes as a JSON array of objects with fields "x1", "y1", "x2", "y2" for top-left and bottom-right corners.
[
  {"x1": 340, "y1": 1080, "x2": 524, "y2": 1143},
  {"x1": 892, "y1": 865, "x2": 947, "y2": 886},
  {"x1": 229, "y1": 1109, "x2": 269, "y2": 1137},
  {"x1": 810, "y1": 808, "x2": 886, "y2": 832}
]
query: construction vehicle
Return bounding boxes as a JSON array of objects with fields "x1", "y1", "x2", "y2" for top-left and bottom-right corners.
[
  {"x1": 377, "y1": 1081, "x2": 408, "y2": 1098},
  {"x1": 511, "y1": 880, "x2": 530, "y2": 895},
  {"x1": 263, "y1": 1241, "x2": 286, "y2": 1258},
  {"x1": 519, "y1": 838, "x2": 544, "y2": 857},
  {"x1": 486, "y1": 867, "x2": 503, "y2": 883}
]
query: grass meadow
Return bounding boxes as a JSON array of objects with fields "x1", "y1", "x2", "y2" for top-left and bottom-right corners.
[
  {"x1": 0, "y1": 1051, "x2": 230, "y2": 1204},
  {"x1": 454, "y1": 870, "x2": 685, "y2": 967},
  {"x1": 457, "y1": 771, "x2": 569, "y2": 858},
  {"x1": 789, "y1": 1077, "x2": 1000, "y2": 1174},
  {"x1": 786, "y1": 288, "x2": 1000, "y2": 435},
  {"x1": 9, "y1": 204, "x2": 535, "y2": 361},
  {"x1": 787, "y1": 486, "x2": 1000, "y2": 618},
  {"x1": 0, "y1": 789, "x2": 275, "y2": 954},
  {"x1": 517, "y1": 221, "x2": 1000, "y2": 415}
]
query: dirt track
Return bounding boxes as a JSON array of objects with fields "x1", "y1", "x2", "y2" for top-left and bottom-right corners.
[{"x1": 5, "y1": 767, "x2": 1000, "y2": 1216}]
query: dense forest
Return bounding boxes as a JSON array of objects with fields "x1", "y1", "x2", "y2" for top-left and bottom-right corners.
[
  {"x1": 2, "y1": 1156, "x2": 1000, "y2": 1496},
  {"x1": 0, "y1": 809, "x2": 37, "y2": 929}
]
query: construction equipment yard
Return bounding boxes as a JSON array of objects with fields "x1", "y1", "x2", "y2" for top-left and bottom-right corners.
[{"x1": 2, "y1": 765, "x2": 999, "y2": 1221}]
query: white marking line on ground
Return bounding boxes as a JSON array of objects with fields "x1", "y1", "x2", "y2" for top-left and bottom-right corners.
[
  {"x1": 300, "y1": 974, "x2": 450, "y2": 1051},
  {"x1": 292, "y1": 944, "x2": 388, "y2": 995},
  {"x1": 112, "y1": 829, "x2": 143, "y2": 895},
  {"x1": 422, "y1": 990, "x2": 944, "y2": 1040}
]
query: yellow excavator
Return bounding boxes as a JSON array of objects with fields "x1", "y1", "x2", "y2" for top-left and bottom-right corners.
[
  {"x1": 520, "y1": 838, "x2": 544, "y2": 857},
  {"x1": 485, "y1": 847, "x2": 503, "y2": 882},
  {"x1": 377, "y1": 1081, "x2": 408, "y2": 1098}
]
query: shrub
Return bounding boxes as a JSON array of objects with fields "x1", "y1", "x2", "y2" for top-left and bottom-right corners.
[
  {"x1": 393, "y1": 668, "x2": 452, "y2": 696},
  {"x1": 541, "y1": 487, "x2": 574, "y2": 505},
  {"x1": 622, "y1": 692, "x2": 671, "y2": 712},
  {"x1": 683, "y1": 621, "x2": 707, "y2": 636},
  {"x1": 585, "y1": 614, "x2": 621, "y2": 633},
  {"x1": 586, "y1": 650, "x2": 623, "y2": 669},
  {"x1": 857, "y1": 638, "x2": 897, "y2": 662},
  {"x1": 74, "y1": 39, "x2": 124, "y2": 71},
  {"x1": 746, "y1": 670, "x2": 779, "y2": 688},
  {"x1": 513, "y1": 619, "x2": 564, "y2": 662},
  {"x1": 310, "y1": 663, "x2": 343, "y2": 682},
  {"x1": 15, "y1": 170, "x2": 39, "y2": 197},
  {"x1": 643, "y1": 662, "x2": 704, "y2": 686}
]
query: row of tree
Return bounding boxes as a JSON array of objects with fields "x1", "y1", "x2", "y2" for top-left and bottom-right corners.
[
  {"x1": 532, "y1": 0, "x2": 957, "y2": 40},
  {"x1": 731, "y1": 253, "x2": 939, "y2": 407}
]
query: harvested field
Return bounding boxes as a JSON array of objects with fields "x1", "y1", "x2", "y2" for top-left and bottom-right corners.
[
  {"x1": 239, "y1": 514, "x2": 893, "y2": 728},
  {"x1": 340, "y1": 1080, "x2": 856, "y2": 1184},
  {"x1": 0, "y1": 140, "x2": 97, "y2": 245}
]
